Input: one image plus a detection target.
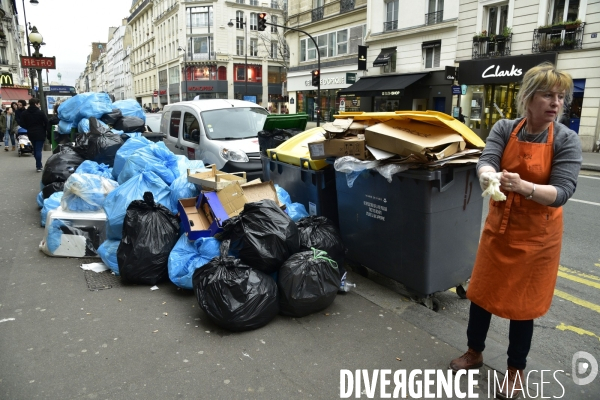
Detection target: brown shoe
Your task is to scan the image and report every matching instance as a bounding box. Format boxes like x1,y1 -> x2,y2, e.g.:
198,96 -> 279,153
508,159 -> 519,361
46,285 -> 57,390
449,348 -> 483,372
496,366 -> 524,399
11,146 -> 15,151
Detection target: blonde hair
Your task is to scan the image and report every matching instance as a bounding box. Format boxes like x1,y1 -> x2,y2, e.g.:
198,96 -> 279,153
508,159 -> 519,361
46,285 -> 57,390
516,62 -> 573,118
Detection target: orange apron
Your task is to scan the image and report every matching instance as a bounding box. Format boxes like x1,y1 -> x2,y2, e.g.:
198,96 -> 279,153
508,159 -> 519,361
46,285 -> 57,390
467,119 -> 563,320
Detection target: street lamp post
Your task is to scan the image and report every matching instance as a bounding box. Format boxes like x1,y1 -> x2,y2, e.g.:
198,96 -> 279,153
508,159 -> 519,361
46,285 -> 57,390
178,46 -> 187,101
228,18 -> 247,99
21,0 -> 39,92
28,26 -> 47,116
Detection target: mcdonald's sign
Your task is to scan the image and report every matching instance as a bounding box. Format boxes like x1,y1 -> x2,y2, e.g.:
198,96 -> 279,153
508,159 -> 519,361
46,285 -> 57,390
0,72 -> 14,87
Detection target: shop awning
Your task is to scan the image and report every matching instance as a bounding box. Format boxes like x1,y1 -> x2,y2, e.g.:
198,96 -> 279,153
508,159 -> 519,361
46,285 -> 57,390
373,49 -> 394,66
1,87 -> 30,102
338,73 -> 428,97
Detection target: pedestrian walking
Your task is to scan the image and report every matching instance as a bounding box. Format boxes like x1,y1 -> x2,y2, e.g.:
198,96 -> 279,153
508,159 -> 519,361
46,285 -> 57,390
19,98 -> 49,172
449,62 -> 582,399
1,106 -> 19,151
15,99 -> 27,126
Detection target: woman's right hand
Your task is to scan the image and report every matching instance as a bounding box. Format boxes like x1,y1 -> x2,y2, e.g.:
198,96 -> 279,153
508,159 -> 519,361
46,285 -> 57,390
479,172 -> 496,191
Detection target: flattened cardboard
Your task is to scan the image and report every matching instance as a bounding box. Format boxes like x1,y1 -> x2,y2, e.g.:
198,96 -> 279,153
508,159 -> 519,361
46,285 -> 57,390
216,181 -> 282,218
365,119 -> 465,162
308,137 -> 368,160
187,164 -> 247,190
323,118 -> 354,139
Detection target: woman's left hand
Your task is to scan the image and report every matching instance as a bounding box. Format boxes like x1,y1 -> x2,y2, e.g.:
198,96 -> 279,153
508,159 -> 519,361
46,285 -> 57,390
500,170 -> 524,193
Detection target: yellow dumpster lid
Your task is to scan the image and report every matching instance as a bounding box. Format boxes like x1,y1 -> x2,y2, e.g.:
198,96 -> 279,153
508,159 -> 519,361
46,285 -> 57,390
334,110 -> 485,148
266,127 -> 329,170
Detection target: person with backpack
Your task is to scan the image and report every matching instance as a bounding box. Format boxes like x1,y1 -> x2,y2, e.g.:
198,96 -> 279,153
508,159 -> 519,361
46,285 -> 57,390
19,98 -> 48,172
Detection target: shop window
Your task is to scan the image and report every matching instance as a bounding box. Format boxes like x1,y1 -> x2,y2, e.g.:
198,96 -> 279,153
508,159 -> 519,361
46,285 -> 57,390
169,111 -> 181,139
268,66 -> 285,83
486,3 -> 508,36
234,64 -> 262,82
423,40 -> 441,68
550,0 -> 580,24
218,66 -> 227,80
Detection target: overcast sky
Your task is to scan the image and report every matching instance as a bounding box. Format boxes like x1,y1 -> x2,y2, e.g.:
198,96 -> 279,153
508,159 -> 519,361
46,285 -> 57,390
18,0 -> 132,86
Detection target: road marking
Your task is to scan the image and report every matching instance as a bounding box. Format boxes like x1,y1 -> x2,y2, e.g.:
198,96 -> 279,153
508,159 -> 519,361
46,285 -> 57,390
578,175 -> 600,180
559,266 -> 600,281
556,323 -> 600,341
558,270 -> 600,289
554,289 -> 600,313
568,198 -> 600,206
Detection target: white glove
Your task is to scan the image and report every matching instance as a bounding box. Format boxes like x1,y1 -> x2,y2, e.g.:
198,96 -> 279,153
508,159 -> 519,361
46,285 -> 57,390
480,172 -> 506,201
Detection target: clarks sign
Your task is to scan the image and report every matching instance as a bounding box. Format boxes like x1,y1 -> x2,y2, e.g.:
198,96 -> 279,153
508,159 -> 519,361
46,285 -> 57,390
458,54 -> 556,85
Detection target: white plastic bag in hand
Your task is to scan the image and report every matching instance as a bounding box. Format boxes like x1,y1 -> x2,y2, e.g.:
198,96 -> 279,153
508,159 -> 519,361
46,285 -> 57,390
480,172 -> 506,201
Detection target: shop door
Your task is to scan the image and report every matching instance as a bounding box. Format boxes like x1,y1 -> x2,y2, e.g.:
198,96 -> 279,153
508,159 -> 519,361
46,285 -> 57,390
433,97 -> 445,113
567,79 -> 585,133
481,83 -> 520,140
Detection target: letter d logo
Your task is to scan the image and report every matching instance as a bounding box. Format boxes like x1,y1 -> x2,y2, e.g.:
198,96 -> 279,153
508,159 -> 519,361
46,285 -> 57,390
572,351 -> 598,385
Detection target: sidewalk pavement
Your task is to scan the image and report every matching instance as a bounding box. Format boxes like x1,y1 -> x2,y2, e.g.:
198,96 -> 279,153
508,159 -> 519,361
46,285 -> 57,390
0,148 -> 595,399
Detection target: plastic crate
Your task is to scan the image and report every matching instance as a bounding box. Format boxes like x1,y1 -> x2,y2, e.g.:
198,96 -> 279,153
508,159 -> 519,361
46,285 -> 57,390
335,164 -> 482,297
261,155 -> 338,227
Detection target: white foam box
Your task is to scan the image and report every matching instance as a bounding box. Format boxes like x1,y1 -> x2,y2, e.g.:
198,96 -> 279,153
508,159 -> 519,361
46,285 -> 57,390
40,207 -> 107,258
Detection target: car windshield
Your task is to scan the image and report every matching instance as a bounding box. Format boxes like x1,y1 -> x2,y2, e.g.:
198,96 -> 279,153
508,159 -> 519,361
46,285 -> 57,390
201,107 -> 268,140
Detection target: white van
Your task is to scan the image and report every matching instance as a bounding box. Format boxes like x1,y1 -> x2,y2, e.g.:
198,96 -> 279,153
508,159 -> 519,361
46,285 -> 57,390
161,99 -> 269,181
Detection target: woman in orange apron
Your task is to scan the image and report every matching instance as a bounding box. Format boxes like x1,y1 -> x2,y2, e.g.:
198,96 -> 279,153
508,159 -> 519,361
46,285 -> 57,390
449,63 -> 582,399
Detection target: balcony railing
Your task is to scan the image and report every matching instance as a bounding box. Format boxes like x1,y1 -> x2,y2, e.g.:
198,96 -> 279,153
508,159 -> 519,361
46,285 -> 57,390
532,23 -> 585,53
383,20 -> 398,32
425,10 -> 443,25
472,34 -> 512,59
312,6 -> 324,22
340,0 -> 355,14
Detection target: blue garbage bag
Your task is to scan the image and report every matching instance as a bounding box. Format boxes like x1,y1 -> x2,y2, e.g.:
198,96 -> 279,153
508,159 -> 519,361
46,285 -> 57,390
41,192 -> 63,227
97,239 -> 121,275
117,142 -> 179,185
78,118 -> 109,134
36,191 -> 44,208
174,155 -> 206,177
58,120 -> 75,135
169,158 -> 207,206
168,235 -> 221,290
103,171 -> 174,240
61,173 -> 118,212
58,92 -> 114,125
112,136 -> 152,179
112,99 -> 146,121
46,219 -> 66,253
76,160 -> 114,180
275,184 -> 309,222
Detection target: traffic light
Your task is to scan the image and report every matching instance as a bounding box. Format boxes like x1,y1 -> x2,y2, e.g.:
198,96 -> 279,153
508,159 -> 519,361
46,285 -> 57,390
311,70 -> 320,87
258,13 -> 267,31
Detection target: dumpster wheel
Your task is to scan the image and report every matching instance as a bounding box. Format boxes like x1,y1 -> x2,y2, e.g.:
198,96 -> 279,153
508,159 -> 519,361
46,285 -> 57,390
421,297 -> 440,312
456,281 -> 469,299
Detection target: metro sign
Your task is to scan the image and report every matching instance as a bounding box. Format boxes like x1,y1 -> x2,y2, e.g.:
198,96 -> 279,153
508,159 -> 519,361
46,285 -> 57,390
20,56 -> 56,69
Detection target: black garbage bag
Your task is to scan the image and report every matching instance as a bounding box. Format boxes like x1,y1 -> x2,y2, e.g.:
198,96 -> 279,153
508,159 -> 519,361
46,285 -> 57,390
42,182 -> 65,199
258,128 -> 304,156
278,249 -> 340,317
113,116 -> 146,133
117,192 -> 180,285
192,240 -> 279,331
219,199 -> 300,274
100,108 -> 123,126
41,152 -> 86,186
297,215 -> 345,270
85,118 -> 125,167
52,143 -> 76,155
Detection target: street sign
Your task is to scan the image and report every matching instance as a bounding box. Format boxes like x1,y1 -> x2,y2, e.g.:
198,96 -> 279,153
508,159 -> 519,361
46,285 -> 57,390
451,85 -> 462,95
445,66 -> 457,81
339,98 -> 346,112
346,73 -> 356,84
20,56 -> 56,69
153,90 -> 158,97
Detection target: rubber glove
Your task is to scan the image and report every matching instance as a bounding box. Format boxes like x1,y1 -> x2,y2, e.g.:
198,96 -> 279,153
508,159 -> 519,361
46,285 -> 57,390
479,172 -> 496,192
480,172 -> 506,201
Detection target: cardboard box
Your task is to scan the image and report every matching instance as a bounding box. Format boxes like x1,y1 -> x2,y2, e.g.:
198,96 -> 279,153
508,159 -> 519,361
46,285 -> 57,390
178,196 -> 227,240
322,118 -> 354,139
365,119 -> 466,162
187,164 -> 247,190
216,181 -> 282,218
308,137 -> 369,160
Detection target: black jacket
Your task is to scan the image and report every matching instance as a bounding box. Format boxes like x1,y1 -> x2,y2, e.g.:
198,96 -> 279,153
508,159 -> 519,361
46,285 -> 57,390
20,105 -> 49,142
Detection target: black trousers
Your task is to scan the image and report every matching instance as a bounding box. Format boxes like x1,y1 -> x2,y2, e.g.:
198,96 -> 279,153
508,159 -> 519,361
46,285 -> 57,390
467,302 -> 534,370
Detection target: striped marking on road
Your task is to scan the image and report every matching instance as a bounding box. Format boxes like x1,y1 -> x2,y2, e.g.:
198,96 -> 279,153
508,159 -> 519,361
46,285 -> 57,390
568,198 -> 600,206
557,270 -> 600,290
579,175 -> 600,180
559,266 -> 600,282
554,289 -> 600,314
556,323 -> 600,341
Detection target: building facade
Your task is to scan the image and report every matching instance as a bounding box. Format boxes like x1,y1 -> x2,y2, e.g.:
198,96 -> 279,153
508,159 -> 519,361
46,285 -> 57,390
455,0 -> 600,150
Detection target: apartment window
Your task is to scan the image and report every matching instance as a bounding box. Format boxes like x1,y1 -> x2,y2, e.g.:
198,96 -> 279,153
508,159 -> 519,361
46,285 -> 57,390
250,13 -> 257,31
236,38 -> 244,56
236,0 -> 245,3
250,0 -> 259,5
423,40 -> 441,68
236,11 -> 244,29
271,42 -> 278,58
487,4 -> 508,35
385,0 -> 399,31
426,0 -> 444,24
300,25 -> 361,61
271,16 -> 278,33
550,0 -> 580,24
250,39 -> 258,56
188,7 -> 213,27
271,0 -> 278,8
300,40 -> 306,62
192,36 -> 213,59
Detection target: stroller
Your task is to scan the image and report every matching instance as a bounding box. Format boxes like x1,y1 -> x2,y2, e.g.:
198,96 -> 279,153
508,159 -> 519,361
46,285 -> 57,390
16,128 -> 33,157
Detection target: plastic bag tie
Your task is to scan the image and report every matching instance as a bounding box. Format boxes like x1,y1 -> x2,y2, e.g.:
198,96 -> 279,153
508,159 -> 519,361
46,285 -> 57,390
311,247 -> 337,269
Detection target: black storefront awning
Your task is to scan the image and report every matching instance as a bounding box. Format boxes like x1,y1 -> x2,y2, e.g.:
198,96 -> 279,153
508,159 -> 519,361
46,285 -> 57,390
338,73 -> 428,97
373,49 -> 394,66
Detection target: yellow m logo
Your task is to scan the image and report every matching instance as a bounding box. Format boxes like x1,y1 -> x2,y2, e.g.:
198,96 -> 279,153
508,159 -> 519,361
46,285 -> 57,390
0,73 -> 13,86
